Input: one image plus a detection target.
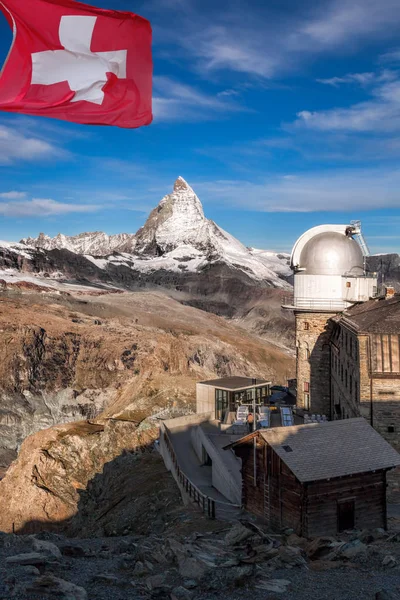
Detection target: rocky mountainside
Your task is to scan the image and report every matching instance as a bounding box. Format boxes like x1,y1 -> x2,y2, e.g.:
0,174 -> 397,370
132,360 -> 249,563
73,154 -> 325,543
368,254 -> 400,291
0,288 -> 294,478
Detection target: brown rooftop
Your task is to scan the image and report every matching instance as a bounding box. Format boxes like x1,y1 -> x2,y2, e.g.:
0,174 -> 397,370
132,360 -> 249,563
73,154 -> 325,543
334,295 -> 400,334
230,418 -> 400,483
198,376 -> 269,390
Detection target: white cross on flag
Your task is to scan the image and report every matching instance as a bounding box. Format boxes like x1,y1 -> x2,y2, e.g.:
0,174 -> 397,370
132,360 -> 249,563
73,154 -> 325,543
0,0 -> 152,128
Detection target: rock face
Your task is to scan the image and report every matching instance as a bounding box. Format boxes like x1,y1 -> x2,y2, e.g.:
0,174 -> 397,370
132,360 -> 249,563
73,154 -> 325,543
367,254 -> 400,290
0,419 -> 158,534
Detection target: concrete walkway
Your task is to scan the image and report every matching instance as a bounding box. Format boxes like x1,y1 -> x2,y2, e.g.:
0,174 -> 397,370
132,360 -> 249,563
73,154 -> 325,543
167,424 -> 231,504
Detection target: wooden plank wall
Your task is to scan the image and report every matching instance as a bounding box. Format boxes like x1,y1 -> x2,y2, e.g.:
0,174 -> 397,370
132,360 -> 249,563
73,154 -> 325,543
305,471 -> 386,537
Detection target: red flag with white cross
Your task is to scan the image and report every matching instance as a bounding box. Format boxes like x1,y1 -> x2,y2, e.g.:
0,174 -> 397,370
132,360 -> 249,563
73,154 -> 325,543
0,0 -> 153,128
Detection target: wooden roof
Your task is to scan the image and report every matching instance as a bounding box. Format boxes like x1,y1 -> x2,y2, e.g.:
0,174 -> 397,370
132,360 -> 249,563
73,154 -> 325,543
333,295 -> 400,334
198,376 -> 269,390
230,418 -> 400,483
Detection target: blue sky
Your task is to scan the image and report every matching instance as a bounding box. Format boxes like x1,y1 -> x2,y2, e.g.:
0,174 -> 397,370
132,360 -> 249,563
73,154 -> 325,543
0,0 -> 400,253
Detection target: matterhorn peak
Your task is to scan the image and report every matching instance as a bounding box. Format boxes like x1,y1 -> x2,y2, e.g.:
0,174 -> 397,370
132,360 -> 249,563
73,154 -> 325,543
173,176 -> 191,192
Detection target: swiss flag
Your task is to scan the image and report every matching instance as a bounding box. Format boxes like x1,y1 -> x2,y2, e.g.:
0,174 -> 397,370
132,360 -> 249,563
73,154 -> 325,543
0,0 -> 152,128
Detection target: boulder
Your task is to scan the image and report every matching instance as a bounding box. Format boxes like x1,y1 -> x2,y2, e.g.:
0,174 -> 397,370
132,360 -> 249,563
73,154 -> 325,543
32,538 -> 62,559
177,555 -> 211,580
225,523 -> 253,546
382,555 -> 397,568
256,578 -> 291,593
286,533 -> 307,548
5,552 -> 53,566
278,545 -> 307,566
146,573 -> 170,590
171,586 -> 194,600
338,540 -> 367,560
25,575 -> 87,599
306,537 -> 337,560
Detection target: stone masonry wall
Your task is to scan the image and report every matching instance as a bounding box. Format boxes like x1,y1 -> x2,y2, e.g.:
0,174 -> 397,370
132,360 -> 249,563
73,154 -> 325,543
331,324 -> 400,501
295,312 -> 333,417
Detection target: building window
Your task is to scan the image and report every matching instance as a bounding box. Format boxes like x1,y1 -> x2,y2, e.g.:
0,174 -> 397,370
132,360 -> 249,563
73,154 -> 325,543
350,337 -> 353,357
346,281 -> 351,288
305,348 -> 311,360
349,375 -> 353,394
304,381 -> 310,392
215,389 -> 229,421
304,322 -> 309,331
304,393 -> 310,410
355,380 -> 358,401
345,370 -> 348,388
388,426 -> 395,433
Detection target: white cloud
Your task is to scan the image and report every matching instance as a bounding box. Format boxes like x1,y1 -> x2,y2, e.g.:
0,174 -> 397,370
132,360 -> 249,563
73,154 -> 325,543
0,191 -> 27,199
316,70 -> 396,87
152,76 -> 247,122
0,124 -> 65,165
0,198 -> 100,217
380,48 -> 400,63
194,167 -> 400,212
294,77 -> 400,132
151,0 -> 400,79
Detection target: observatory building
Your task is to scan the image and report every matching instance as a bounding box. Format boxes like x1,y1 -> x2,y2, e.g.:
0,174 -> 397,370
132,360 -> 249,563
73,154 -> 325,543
284,223 -> 378,416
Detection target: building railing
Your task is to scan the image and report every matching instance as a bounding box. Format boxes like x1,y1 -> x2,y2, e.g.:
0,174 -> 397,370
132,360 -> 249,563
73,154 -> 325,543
160,423 -> 241,519
283,297 -> 360,310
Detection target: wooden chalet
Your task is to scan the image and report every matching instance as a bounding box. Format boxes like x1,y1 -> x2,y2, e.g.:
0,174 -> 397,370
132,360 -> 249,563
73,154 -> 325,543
228,418 -> 400,536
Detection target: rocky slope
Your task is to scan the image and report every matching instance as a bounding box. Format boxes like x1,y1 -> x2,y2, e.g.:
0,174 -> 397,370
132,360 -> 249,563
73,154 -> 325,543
1,493 -> 400,600
0,288 -> 294,478
368,254 -> 400,291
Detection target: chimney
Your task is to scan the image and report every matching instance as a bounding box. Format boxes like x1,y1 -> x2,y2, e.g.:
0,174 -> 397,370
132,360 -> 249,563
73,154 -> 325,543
385,286 -> 395,300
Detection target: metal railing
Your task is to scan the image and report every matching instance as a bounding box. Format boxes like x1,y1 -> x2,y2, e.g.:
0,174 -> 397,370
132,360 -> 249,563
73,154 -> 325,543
283,296 -> 355,310
161,424 -> 241,519
162,425 -> 216,518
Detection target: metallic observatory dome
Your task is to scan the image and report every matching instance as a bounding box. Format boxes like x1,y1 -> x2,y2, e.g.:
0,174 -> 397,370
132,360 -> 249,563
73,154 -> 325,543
299,232 -> 364,276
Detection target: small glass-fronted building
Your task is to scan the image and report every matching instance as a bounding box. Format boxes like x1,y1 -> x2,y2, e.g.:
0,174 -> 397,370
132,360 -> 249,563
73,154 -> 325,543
196,376 -> 272,422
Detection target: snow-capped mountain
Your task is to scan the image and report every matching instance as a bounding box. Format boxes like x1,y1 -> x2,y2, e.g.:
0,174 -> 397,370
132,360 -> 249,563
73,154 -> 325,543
21,231 -> 137,256
21,177 -> 291,287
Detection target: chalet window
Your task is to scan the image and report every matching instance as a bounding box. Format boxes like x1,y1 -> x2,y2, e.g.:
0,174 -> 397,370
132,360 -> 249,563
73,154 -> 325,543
304,322 -> 309,331
371,334 -> 400,374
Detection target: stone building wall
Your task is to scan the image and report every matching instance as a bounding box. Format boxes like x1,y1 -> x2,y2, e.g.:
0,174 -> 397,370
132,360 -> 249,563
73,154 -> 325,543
295,311 -> 334,416
330,322 -> 400,501
331,324 -> 362,420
